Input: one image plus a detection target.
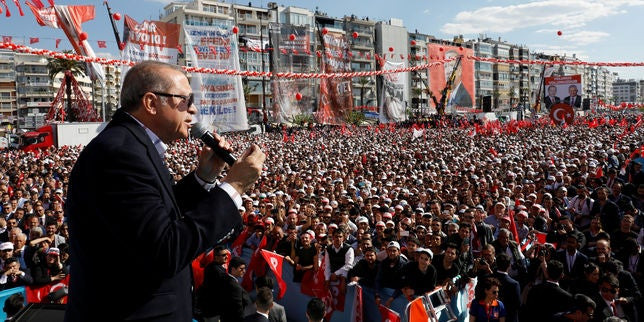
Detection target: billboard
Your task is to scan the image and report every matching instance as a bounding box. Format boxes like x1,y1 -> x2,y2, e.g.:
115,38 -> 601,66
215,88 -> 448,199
427,44 -> 475,113
317,31 -> 353,124
379,60 -> 407,123
184,23 -> 249,132
544,75 -> 583,110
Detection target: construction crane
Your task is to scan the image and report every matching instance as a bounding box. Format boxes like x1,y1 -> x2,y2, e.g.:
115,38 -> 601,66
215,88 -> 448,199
436,55 -> 462,116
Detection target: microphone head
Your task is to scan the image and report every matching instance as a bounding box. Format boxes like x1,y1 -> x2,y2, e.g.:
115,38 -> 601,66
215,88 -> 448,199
190,122 -> 208,138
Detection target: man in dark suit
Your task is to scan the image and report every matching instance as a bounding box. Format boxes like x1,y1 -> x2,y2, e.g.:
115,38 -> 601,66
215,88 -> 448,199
555,232 -> 589,291
244,287 -> 272,322
544,85 -> 561,110
589,187 -> 620,234
563,84 -> 582,108
64,61 -> 265,322
494,253 -> 521,322
525,260 -> 574,321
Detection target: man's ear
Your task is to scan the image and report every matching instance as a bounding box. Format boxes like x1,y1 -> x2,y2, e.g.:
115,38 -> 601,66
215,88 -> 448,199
141,92 -> 159,115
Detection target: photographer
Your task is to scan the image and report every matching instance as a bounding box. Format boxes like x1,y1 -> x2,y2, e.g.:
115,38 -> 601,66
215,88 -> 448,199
468,244 -> 496,279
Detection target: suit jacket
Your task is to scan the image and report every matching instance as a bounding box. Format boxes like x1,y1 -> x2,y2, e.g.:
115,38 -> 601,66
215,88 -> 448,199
525,281 -> 573,322
64,110 -> 241,322
243,312 -> 269,322
563,95 -> 582,108
555,250 -> 589,279
545,96 -> 561,109
494,272 -> 521,322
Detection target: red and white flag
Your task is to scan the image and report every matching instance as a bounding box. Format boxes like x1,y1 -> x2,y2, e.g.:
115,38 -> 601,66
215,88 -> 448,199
350,285 -> 363,322
260,250 -> 287,299
26,275 -> 70,304
378,304 -> 401,322
241,235 -> 267,291
1,35 -> 11,43
55,38 -> 61,48
29,37 -> 39,44
97,40 -> 106,48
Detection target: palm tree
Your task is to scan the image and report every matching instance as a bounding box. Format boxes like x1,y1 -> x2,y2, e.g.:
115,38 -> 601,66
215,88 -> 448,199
47,51 -> 86,122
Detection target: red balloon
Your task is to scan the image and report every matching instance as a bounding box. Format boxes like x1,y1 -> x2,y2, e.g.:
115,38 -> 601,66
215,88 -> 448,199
620,102 -> 627,107
295,92 -> 302,101
79,32 -> 88,41
557,30 -> 562,36
232,26 -> 239,34
321,28 -> 328,35
113,12 -> 121,21
316,51 -> 321,58
289,34 -> 296,41
410,40 -> 416,46
352,32 -> 358,39
439,47 -> 444,52
388,47 -> 394,52
118,42 -> 126,51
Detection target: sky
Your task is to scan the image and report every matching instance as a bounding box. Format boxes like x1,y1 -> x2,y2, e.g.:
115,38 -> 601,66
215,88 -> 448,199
0,0 -> 643,80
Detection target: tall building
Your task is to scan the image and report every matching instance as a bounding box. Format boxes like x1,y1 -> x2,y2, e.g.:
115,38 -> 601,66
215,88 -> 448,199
469,38 -> 494,109
91,64 -> 121,121
491,39 -> 510,109
408,31 -> 433,114
0,50 -> 17,123
344,15 -> 376,110
15,53 -> 53,129
375,19 -> 409,115
612,79 -> 641,103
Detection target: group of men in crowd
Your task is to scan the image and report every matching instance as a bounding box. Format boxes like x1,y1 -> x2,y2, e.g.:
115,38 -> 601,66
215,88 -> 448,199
0,109 -> 642,321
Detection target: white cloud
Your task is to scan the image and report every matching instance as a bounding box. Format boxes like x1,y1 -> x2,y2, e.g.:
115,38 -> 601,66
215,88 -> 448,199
559,30 -> 610,46
440,0 -> 644,35
423,9 -> 430,15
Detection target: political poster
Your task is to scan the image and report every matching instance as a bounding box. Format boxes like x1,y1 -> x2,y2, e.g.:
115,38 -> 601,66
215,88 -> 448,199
379,60 -> 407,123
427,44 -> 475,113
317,31 -> 353,124
184,23 -> 249,132
544,75 -> 583,110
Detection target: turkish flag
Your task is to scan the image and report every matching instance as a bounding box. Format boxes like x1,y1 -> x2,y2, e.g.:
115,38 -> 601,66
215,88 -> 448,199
26,274 -> 70,303
55,38 -> 61,48
407,296 -> 428,322
260,250 -> 287,299
350,285 -> 363,322
301,255 -> 327,297
535,231 -> 547,244
191,249 -> 215,290
97,40 -> 106,48
231,228 -> 250,256
241,235 -> 267,291
29,37 -> 39,44
1,35 -> 11,43
378,304 -> 401,322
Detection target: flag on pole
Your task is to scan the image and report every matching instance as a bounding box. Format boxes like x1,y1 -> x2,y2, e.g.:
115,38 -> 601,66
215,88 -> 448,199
29,37 -> 40,44
260,250 -> 287,299
97,40 -> 106,48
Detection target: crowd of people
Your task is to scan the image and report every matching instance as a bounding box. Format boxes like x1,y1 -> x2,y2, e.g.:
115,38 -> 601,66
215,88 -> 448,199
0,110 -> 642,321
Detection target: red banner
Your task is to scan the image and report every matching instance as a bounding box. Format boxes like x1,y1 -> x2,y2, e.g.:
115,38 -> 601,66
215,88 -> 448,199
350,285 -> 363,322
378,304 -> 401,322
427,44 -> 474,111
241,235 -> 267,291
260,250 -> 287,299
317,31 -> 353,124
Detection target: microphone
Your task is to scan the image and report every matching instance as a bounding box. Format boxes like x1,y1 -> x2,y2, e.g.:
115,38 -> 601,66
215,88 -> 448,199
190,123 -> 237,166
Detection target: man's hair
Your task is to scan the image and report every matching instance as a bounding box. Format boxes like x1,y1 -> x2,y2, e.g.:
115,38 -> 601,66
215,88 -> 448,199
213,245 -> 227,255
568,85 -> 578,91
572,294 -> 595,312
548,85 -> 557,92
600,274 -> 619,289
255,275 -> 274,290
120,61 -> 185,112
496,253 -> 511,271
3,293 -> 24,317
255,287 -> 273,312
547,260 -> 564,281
228,256 -> 246,270
306,297 -> 326,322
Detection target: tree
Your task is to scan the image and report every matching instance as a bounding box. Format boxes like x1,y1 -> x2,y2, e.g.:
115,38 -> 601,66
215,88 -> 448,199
47,51 -> 87,122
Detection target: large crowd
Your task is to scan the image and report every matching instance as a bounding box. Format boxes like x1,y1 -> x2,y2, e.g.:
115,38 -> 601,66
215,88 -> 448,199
0,111 -> 642,321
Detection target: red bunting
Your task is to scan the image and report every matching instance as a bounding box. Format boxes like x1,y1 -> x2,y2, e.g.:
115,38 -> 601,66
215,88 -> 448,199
0,0 -> 11,17
11,0 -> 23,16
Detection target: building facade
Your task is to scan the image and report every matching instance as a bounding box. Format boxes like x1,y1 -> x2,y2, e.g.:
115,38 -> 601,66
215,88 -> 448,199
612,79 -> 641,104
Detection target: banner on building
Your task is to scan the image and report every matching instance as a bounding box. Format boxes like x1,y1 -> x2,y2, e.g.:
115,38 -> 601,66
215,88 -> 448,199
121,15 -> 181,76
544,75 -> 582,110
427,44 -> 475,113
379,60 -> 407,123
184,23 -> 249,132
317,31 -> 353,124
270,23 -> 317,123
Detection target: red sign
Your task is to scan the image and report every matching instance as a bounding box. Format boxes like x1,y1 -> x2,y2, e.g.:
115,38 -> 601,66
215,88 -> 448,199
549,103 -> 574,124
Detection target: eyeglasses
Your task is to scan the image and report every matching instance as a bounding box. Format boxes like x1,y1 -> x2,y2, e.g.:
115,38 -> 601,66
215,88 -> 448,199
214,253 -> 227,257
601,288 -> 617,294
151,92 -> 194,107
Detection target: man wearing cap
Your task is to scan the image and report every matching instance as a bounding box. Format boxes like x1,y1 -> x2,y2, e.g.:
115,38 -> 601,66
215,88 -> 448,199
389,247 -> 436,305
375,241 -> 408,300
0,242 -> 14,270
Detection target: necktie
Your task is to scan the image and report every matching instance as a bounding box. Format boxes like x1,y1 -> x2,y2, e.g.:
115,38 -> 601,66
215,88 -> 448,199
610,302 -> 617,316
571,97 -> 575,106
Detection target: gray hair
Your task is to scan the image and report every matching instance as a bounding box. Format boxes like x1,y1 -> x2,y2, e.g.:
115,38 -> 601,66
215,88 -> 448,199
120,61 -> 185,112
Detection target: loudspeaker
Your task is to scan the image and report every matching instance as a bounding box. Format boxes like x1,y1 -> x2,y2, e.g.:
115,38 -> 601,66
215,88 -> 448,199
12,303 -> 66,322
482,96 -> 492,112
582,98 -> 590,110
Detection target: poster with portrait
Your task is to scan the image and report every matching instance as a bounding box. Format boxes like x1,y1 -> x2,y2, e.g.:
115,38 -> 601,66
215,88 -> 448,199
427,44 -> 475,113
379,60 -> 407,123
317,31 -> 353,125
544,75 -> 583,110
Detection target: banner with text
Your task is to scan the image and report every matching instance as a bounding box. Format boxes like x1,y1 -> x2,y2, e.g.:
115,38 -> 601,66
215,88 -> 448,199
317,31 -> 353,124
427,44 -> 475,113
544,75 -> 583,110
184,24 -> 249,132
379,60 -> 408,123
121,15 -> 180,66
